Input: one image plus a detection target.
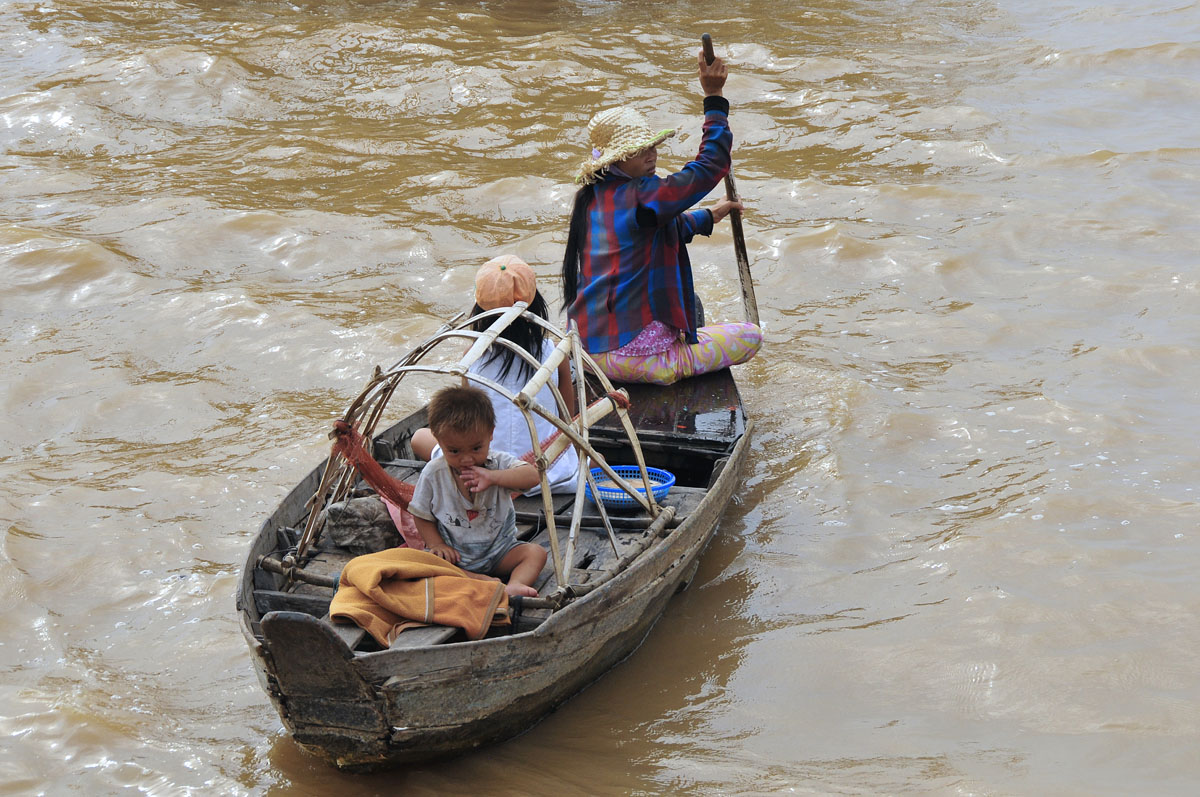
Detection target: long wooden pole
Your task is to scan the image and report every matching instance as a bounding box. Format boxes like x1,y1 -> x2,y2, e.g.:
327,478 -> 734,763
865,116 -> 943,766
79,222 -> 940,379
701,33 -> 760,327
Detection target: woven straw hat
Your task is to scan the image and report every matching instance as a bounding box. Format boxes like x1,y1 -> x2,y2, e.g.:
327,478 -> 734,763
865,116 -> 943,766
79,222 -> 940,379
576,106 -> 676,185
475,255 -> 536,310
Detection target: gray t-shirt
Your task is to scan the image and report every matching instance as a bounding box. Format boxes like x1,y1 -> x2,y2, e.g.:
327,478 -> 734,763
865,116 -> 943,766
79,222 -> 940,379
409,450 -> 522,573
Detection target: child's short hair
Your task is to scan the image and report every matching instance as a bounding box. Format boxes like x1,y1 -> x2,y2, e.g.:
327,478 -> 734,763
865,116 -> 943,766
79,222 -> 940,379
427,385 -> 496,436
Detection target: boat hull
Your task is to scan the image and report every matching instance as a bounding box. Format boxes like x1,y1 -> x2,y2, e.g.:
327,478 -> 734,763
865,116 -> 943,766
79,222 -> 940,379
241,422 -> 750,769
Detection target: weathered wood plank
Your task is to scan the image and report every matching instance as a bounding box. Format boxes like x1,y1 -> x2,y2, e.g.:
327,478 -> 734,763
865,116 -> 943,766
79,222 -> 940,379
387,624 -> 459,651
512,492 -> 575,541
569,528 -> 623,581
662,485 -> 707,519
259,611 -> 385,734
512,607 -> 551,634
325,615 -> 368,652
512,492 -> 575,516
323,617 -> 458,654
300,549 -> 355,583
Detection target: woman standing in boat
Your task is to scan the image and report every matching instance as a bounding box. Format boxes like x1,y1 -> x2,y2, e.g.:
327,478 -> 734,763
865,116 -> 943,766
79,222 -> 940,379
561,49 -> 762,386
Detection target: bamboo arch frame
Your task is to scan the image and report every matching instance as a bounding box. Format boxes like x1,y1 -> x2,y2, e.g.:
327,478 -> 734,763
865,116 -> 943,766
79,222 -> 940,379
292,304 -> 667,595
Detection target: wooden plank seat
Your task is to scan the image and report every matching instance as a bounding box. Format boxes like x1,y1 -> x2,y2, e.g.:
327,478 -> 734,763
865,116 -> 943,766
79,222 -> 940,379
595,371 -> 745,447
326,614 -> 368,651
388,624 -> 458,649
664,485 -> 706,520
325,615 -> 460,653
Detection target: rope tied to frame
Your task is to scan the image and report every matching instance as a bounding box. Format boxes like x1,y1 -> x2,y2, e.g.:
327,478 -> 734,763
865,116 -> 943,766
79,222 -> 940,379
606,390 -> 631,409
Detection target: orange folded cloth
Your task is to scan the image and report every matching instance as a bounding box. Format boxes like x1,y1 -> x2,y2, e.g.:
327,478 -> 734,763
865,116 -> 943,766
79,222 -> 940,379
329,548 -> 509,646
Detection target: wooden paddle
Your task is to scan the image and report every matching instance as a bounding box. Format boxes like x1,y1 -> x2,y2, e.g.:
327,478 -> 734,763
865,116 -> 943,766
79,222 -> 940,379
701,33 -> 760,327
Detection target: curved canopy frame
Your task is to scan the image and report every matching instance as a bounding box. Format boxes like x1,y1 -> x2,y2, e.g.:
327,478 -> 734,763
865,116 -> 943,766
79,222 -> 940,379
293,305 -> 665,597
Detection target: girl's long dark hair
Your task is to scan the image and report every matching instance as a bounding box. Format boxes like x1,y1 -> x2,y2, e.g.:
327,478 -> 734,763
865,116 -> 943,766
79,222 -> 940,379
471,290 -> 549,383
560,183 -> 594,310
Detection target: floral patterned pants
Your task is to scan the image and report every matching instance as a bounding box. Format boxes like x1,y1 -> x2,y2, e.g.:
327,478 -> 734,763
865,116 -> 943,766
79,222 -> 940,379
591,322 -> 762,386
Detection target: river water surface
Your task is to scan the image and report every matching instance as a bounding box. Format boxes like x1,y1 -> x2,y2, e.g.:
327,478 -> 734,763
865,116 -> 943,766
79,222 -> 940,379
3,1 -> 1199,794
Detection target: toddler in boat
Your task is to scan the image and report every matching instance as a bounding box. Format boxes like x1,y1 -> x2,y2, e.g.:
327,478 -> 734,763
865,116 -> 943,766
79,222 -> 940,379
409,384 -> 547,597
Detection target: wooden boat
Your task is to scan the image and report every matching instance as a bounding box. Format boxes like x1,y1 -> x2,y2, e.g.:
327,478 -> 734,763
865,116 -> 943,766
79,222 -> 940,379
236,305 -> 752,770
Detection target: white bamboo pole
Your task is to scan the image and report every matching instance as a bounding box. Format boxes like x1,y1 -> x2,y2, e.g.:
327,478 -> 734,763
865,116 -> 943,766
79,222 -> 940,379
560,330 -> 591,586
453,302 -> 527,374
584,464 -> 623,558
538,391 -> 622,462
514,335 -> 573,409
517,383 -> 566,588
570,350 -> 662,515
587,366 -> 661,514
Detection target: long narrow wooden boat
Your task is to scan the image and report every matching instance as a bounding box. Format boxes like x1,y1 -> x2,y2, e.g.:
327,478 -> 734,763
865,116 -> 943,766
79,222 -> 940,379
236,306 -> 752,770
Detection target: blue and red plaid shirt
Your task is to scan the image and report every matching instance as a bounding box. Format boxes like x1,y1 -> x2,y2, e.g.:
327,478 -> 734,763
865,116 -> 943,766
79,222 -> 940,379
569,96 -> 732,353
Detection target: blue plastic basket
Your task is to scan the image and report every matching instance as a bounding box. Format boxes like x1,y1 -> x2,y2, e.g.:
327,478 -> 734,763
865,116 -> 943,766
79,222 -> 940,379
585,466 -> 675,509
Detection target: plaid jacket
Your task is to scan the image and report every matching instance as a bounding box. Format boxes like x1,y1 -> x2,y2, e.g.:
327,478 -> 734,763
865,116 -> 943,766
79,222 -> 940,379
569,97 -> 732,353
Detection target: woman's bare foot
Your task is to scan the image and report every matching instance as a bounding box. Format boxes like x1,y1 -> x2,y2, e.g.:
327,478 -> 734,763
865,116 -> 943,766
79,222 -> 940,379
505,582 -> 538,598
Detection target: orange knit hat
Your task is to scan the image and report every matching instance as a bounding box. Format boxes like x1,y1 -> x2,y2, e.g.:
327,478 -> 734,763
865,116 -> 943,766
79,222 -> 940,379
475,255 -> 536,310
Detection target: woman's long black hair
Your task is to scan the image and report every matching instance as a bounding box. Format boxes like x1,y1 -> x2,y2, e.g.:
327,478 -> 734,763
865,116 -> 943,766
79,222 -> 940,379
470,290 -> 550,383
560,183 -> 594,310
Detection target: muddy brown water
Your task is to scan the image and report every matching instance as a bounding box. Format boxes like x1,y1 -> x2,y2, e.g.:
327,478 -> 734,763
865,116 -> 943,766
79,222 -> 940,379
3,0 -> 1199,793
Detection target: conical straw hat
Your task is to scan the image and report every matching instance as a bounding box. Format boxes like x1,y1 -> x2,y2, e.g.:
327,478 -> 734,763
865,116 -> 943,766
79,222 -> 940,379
576,106 -> 676,185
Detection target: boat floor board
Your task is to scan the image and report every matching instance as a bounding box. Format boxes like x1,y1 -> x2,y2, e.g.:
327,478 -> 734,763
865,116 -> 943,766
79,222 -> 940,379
513,492 -> 575,516
662,486 -> 708,524
521,527 -> 564,594
511,492 -> 574,541
570,533 -> 623,584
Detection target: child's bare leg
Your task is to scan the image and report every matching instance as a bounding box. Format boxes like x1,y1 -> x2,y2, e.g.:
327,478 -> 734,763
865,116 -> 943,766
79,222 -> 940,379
410,427 -> 437,461
494,543 -> 547,597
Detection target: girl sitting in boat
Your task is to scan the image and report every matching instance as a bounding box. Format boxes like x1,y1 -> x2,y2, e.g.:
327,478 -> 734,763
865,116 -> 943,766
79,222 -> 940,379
412,255 -> 581,493
561,49 -> 762,386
